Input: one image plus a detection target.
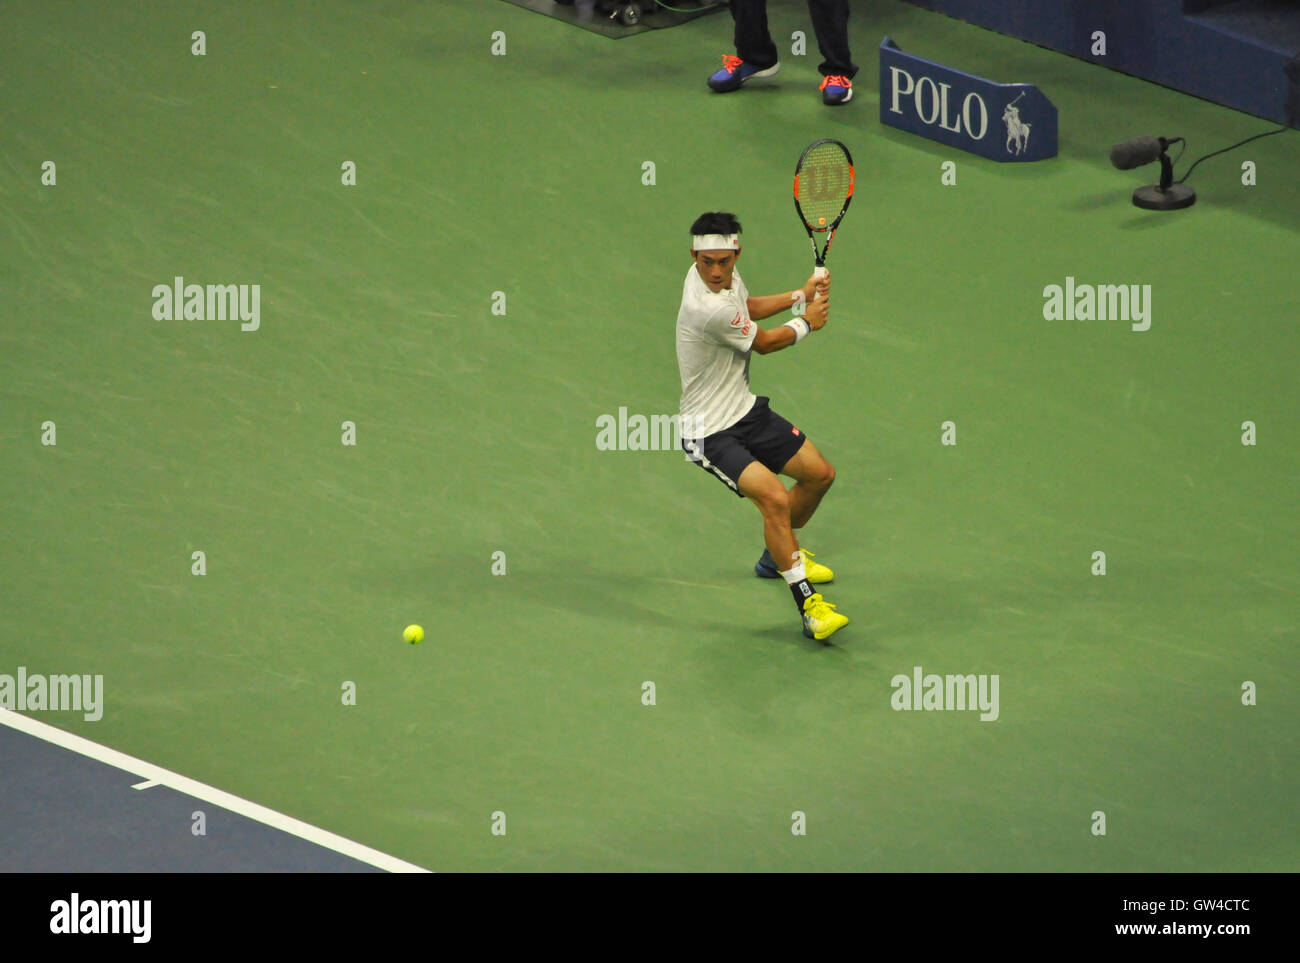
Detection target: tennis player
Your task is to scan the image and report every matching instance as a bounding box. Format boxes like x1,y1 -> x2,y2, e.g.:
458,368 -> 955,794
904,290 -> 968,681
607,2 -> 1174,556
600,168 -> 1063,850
677,212 -> 849,641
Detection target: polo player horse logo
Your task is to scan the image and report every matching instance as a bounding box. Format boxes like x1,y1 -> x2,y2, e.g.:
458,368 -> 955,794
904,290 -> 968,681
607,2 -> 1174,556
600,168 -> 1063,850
1003,92 -> 1031,156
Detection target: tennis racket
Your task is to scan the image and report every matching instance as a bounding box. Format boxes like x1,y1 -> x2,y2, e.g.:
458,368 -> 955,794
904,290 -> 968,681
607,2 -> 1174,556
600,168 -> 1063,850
792,139 -> 855,292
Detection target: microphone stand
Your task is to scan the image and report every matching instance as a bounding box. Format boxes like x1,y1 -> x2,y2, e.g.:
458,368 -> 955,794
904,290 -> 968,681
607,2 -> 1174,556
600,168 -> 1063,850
1133,143 -> 1196,210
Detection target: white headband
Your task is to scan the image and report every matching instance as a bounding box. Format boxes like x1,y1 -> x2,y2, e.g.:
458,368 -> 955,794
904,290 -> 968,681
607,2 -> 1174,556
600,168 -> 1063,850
692,233 -> 739,251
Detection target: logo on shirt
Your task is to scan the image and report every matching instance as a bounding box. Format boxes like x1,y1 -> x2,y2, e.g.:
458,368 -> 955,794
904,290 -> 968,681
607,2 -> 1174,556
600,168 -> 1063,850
792,427 -> 800,436
729,313 -> 743,327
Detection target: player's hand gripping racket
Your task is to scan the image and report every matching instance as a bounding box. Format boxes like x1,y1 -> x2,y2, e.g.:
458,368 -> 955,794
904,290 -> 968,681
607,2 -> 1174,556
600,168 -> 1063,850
793,139 -> 855,299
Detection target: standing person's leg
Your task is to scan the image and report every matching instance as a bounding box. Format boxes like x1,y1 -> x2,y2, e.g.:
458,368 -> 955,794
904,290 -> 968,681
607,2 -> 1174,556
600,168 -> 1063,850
709,0 -> 781,91
807,0 -> 857,104
807,0 -> 856,79
732,0 -> 779,69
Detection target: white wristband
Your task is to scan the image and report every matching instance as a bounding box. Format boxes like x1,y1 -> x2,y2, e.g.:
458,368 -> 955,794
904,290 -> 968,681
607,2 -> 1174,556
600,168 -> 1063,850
783,318 -> 811,343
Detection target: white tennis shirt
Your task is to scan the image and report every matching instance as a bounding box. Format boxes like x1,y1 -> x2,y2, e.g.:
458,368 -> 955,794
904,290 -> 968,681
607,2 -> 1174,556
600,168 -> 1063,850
676,264 -> 758,439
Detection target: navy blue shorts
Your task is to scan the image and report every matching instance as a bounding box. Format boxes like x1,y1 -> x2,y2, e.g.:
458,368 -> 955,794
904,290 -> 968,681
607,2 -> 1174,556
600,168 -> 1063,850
681,396 -> 807,498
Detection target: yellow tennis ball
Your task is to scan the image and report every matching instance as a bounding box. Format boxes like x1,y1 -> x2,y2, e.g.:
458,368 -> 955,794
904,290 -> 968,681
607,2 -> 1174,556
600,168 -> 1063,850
818,217 -> 826,225
403,624 -> 424,645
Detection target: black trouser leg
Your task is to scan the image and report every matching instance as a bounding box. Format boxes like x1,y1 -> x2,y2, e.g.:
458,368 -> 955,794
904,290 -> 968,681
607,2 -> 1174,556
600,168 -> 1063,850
730,0 -> 779,69
807,0 -> 857,78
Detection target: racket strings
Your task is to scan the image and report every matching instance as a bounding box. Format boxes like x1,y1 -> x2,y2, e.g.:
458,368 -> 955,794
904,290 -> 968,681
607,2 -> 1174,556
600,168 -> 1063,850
796,146 -> 852,229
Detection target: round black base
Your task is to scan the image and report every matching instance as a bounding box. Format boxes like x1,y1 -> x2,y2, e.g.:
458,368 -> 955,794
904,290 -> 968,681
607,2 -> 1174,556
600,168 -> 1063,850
1132,183 -> 1196,210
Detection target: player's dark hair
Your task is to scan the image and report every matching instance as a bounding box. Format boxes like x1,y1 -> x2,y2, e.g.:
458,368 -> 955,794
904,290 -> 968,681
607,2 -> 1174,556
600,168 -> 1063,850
689,212 -> 742,238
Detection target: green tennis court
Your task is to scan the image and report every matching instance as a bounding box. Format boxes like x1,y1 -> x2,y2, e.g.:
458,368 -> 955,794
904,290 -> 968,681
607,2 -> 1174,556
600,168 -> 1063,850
1,0 -> 1296,872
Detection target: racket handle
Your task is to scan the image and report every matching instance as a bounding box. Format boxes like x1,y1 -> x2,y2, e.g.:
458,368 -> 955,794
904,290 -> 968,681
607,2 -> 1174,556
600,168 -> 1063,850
812,264 -> 828,301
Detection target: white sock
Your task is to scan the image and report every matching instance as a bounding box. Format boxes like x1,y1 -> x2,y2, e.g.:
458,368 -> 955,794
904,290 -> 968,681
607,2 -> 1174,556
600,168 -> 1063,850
780,559 -> 807,584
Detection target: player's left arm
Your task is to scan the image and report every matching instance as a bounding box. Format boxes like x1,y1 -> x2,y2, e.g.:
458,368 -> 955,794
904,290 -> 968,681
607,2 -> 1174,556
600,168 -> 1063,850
752,294 -> 829,354
746,270 -> 830,320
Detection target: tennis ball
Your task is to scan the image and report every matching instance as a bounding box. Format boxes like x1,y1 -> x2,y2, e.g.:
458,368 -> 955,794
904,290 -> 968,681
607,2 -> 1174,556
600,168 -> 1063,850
818,217 -> 826,225
403,624 -> 424,645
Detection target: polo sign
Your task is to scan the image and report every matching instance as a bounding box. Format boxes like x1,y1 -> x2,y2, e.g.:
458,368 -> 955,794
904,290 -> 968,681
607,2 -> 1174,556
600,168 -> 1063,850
879,36 -> 1057,162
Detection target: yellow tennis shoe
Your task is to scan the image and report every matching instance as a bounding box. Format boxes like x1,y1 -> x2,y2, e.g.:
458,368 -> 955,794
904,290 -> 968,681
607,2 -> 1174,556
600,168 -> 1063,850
799,549 -> 834,583
755,547 -> 834,583
802,593 -> 849,641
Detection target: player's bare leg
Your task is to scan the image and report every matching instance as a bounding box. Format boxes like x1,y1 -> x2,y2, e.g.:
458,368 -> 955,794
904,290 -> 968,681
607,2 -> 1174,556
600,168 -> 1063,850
739,461 -> 799,572
780,439 -> 836,530
739,460 -> 848,639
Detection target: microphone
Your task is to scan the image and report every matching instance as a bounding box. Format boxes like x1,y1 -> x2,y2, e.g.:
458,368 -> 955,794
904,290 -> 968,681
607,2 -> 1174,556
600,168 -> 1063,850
1109,136 -> 1169,170
1109,135 -> 1195,211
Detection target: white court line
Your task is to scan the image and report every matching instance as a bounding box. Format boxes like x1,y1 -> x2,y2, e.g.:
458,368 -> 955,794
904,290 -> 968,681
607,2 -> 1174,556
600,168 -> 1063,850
0,708 -> 430,873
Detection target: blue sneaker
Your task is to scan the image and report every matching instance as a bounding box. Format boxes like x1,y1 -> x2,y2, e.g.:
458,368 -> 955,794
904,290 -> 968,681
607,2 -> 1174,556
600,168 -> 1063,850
755,547 -> 781,578
708,54 -> 780,93
820,74 -> 853,106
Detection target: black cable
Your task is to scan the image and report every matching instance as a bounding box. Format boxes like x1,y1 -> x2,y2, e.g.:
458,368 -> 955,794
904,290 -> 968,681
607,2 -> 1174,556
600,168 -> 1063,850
1176,124 -> 1289,184
1169,40 -> 1300,183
